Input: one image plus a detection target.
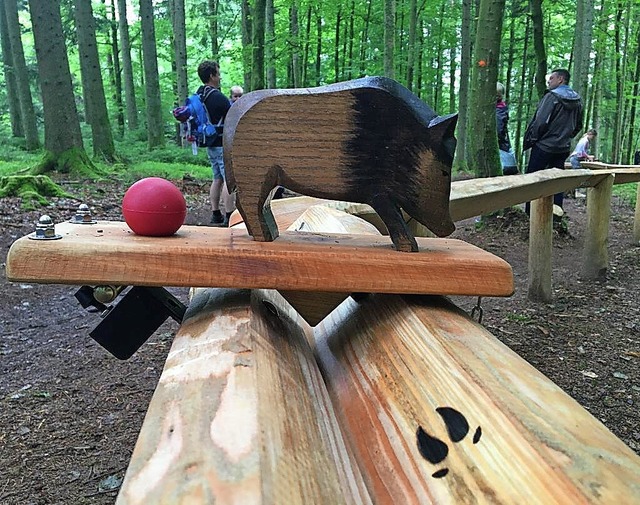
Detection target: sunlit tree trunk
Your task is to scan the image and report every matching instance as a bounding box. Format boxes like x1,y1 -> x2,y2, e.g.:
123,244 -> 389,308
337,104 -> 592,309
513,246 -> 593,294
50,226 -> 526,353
315,8 -> 321,85
406,0 -> 417,91
0,2 -> 23,138
252,0 -> 266,89
572,0 -> 594,109
453,0 -> 472,171
28,0 -> 92,172
75,0 -> 116,161
117,0 -> 138,130
265,0 -> 276,88
611,0 -> 629,162
288,3 -> 299,87
139,0 -> 165,148
467,0 -> 506,177
172,0 -> 187,103
105,0 -> 124,134
334,6 -> 341,81
5,0 -> 39,150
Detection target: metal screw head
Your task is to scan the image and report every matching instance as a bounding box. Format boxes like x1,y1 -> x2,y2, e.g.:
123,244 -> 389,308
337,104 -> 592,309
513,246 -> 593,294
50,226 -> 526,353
29,215 -> 62,240
70,203 -> 96,224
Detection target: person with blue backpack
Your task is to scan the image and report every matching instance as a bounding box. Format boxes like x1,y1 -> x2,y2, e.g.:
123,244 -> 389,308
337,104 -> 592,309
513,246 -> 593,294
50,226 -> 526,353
196,60 -> 235,226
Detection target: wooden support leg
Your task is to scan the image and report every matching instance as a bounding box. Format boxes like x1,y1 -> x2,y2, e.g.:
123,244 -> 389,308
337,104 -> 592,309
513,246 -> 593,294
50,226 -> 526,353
116,288 -> 370,504
314,294 -> 640,503
528,196 -> 553,302
583,174 -> 614,279
634,182 -> 640,244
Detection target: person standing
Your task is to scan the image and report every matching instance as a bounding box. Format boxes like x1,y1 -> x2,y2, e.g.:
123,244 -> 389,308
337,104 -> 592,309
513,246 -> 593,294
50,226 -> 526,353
569,129 -> 597,168
197,60 -> 235,226
496,82 -> 518,175
523,69 -> 583,213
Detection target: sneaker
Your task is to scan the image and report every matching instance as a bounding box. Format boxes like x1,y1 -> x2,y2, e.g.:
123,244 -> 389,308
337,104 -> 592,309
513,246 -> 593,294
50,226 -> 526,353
210,210 -> 224,225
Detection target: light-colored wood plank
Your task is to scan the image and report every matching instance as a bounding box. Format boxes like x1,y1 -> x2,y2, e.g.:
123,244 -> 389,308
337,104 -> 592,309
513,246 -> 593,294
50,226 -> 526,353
583,174 -> 614,279
6,220 -> 514,296
314,294 -> 640,504
117,288 -> 371,504
449,168 -> 592,221
528,196 -> 553,302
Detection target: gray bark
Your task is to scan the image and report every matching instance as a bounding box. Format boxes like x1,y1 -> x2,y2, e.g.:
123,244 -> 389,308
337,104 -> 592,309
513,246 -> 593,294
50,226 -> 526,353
117,0 -> 138,129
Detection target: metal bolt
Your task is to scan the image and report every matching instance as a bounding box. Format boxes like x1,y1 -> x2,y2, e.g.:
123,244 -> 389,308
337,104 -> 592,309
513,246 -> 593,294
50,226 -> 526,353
93,285 -> 125,304
70,203 -> 96,224
29,215 -> 62,240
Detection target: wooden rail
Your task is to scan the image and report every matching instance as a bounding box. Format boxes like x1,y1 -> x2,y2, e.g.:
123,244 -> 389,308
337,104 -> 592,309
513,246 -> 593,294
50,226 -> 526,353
116,203 -> 640,503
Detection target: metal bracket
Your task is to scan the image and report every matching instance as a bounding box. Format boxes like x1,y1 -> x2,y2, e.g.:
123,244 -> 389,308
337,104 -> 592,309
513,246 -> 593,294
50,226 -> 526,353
75,286 -> 186,360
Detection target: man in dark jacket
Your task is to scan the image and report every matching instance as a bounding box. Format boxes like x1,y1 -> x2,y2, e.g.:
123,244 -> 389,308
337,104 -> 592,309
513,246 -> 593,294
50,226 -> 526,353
523,68 -> 583,213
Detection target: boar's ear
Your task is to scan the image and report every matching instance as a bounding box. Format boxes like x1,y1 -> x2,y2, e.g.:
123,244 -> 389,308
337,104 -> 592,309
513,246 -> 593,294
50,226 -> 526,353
428,113 -> 458,160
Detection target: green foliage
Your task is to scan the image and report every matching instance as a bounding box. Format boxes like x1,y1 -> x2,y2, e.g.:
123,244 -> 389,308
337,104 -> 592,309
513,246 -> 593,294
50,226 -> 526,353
613,182 -> 638,206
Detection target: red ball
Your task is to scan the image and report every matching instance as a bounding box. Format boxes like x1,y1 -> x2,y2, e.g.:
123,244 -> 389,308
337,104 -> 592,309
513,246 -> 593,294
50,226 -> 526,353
122,177 -> 187,236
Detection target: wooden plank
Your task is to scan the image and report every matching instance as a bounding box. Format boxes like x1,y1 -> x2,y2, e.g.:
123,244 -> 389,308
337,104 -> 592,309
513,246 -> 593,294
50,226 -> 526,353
314,294 -> 640,504
528,196 -> 553,302
6,221 -> 514,297
117,288 -> 371,504
583,174 -> 614,279
582,167 -> 640,186
449,168 -> 592,221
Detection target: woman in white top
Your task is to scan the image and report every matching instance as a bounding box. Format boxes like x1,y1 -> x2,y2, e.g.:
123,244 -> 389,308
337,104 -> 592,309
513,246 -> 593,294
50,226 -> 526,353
569,129 -> 597,168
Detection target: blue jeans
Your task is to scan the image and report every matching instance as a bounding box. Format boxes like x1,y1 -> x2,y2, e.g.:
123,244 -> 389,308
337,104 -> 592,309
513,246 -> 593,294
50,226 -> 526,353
207,146 -> 225,180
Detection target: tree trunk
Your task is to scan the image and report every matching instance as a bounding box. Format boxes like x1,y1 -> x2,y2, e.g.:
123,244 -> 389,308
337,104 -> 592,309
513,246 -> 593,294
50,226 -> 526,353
252,0 -> 266,90
334,6 -> 341,81
572,0 -> 595,108
265,0 -> 276,88
288,3 -> 299,87
172,0 -> 188,103
208,0 -> 219,58
0,2 -> 23,138
28,0 -> 92,173
106,0 -> 124,135
406,0 -> 417,90
383,0 -> 395,78
315,8 -> 321,85
5,0 -> 39,150
529,0 -> 547,99
117,0 -> 138,130
139,0 -> 165,148
241,0 -> 252,91
75,0 -> 116,162
357,0 -> 369,78
467,0 -> 506,177
453,0 -> 473,172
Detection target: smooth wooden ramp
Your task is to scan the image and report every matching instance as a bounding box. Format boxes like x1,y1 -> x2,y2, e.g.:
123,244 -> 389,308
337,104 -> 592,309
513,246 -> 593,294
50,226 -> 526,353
6,221 -> 513,297
314,294 -> 640,504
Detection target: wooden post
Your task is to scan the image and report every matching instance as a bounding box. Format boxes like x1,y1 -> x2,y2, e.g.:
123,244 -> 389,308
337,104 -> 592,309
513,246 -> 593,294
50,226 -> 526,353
583,174 -> 614,279
527,196 -> 553,302
634,182 -> 640,243
116,288 -> 371,504
314,294 -> 640,503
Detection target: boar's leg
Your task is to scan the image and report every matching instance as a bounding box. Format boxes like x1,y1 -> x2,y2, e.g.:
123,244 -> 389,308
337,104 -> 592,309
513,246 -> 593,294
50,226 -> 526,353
370,196 -> 419,252
237,165 -> 280,242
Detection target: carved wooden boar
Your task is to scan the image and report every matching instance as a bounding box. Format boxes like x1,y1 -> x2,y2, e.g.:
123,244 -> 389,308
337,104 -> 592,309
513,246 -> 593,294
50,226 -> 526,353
223,77 -> 457,252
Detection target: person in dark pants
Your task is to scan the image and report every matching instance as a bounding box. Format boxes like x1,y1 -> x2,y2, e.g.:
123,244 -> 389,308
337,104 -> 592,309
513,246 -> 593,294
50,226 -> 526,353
523,69 -> 583,216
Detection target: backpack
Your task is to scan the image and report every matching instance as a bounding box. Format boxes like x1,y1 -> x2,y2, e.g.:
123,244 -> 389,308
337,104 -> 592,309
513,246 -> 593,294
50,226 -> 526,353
172,86 -> 222,152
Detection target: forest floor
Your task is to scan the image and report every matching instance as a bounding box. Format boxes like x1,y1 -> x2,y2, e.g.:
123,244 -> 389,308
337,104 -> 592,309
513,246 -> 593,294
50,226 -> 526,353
1,176 -> 639,504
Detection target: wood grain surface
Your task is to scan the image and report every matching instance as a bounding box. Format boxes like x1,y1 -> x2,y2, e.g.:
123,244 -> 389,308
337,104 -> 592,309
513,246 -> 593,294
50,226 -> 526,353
314,294 -> 640,504
6,220 -> 514,296
116,288 -> 371,504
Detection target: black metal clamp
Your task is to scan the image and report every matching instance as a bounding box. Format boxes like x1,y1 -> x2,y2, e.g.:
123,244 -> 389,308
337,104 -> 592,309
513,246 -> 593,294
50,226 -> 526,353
75,285 -> 186,360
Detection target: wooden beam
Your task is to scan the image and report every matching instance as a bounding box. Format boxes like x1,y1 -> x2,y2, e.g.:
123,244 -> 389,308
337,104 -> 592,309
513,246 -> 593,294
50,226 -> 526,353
583,174 -> 614,279
6,221 -> 513,297
449,168 -> 592,221
116,288 -> 371,504
635,183 -> 640,244
314,294 -> 640,503
527,196 -> 553,302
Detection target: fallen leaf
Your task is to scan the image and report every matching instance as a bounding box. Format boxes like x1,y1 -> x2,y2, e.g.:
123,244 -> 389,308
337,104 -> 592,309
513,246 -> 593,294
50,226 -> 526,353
625,351 -> 640,359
